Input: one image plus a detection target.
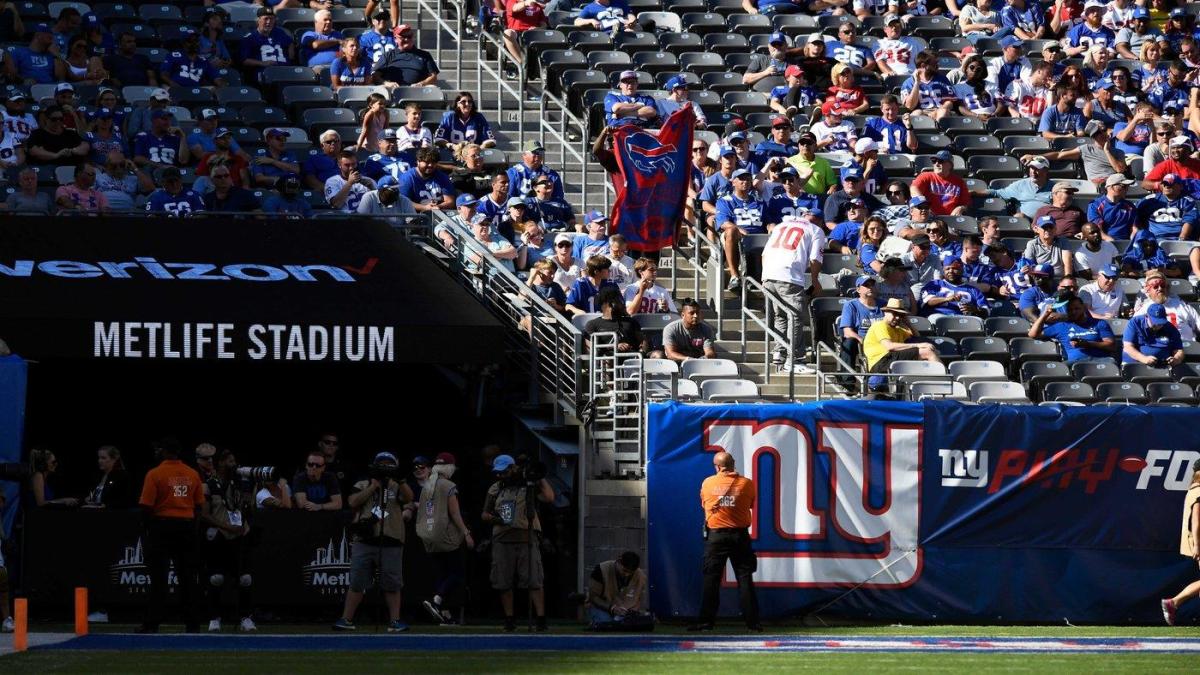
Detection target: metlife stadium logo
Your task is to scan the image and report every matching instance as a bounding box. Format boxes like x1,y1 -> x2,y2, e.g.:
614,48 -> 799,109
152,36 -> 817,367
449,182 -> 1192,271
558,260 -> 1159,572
0,256 -> 380,283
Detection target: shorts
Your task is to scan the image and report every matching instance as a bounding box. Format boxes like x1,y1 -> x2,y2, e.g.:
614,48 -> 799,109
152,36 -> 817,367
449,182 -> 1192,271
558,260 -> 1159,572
349,541 -> 403,592
490,540 -> 543,591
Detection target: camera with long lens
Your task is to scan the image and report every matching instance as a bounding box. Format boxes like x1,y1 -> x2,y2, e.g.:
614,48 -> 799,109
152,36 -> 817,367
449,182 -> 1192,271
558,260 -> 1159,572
0,462 -> 30,482
509,454 -> 546,485
368,461 -> 397,482
236,466 -> 276,482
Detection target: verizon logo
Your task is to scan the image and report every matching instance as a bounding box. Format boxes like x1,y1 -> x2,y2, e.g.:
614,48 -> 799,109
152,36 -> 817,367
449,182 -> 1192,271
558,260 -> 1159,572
0,256 -> 379,283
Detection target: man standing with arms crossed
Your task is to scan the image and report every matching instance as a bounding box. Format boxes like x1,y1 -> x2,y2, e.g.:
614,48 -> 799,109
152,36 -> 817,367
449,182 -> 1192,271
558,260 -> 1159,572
138,438 -> 204,633
689,451 -> 761,632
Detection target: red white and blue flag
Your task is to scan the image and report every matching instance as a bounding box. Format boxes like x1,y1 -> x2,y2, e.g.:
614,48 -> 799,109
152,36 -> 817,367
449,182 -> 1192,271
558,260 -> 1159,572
610,105 -> 695,252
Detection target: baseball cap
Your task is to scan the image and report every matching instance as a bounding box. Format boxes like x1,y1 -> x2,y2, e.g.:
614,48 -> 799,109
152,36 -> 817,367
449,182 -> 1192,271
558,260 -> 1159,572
727,130 -> 747,142
821,100 -> 843,117
394,23 -> 414,35
909,195 -> 929,208
1093,77 -> 1116,92
842,167 -> 863,181
1104,174 -> 1134,188
456,194 -> 478,207
6,92 -> 26,102
665,75 -> 688,90
523,139 -> 545,153
1052,182 -> 1079,193
1026,156 -> 1050,169
1147,303 -> 1171,326
91,107 -> 114,120
731,168 -> 752,179
33,22 -> 50,34
1132,7 -> 1150,18
435,452 -> 457,465
506,196 -> 527,208
1083,120 -> 1106,137
1031,263 -> 1055,276
373,451 -> 398,465
1162,172 -> 1182,185
797,131 -> 817,144
911,234 -> 932,247
784,64 -> 802,78
585,209 -> 609,223
943,255 -> 964,267
1169,135 -> 1194,148
411,454 -> 431,467
1084,0 -> 1105,11
854,137 -> 878,154
266,127 -> 290,138
1097,264 -> 1120,279
381,128 -> 399,140
883,13 -> 902,24
806,33 -> 824,44
554,233 -> 573,245
149,88 -> 170,102
718,144 -> 738,158
932,149 -> 953,162
855,274 -> 876,287
1170,7 -> 1188,17
376,175 -> 399,188
1000,35 -> 1023,49
200,108 -> 218,120
492,454 -> 515,472
618,70 -> 638,81
161,166 -> 182,180
214,126 -> 232,137
1042,42 -> 1062,52
54,82 -> 74,94
768,31 -> 787,45
1035,214 -> 1057,228
771,115 -> 792,128
256,6 -> 274,17
847,197 -> 865,207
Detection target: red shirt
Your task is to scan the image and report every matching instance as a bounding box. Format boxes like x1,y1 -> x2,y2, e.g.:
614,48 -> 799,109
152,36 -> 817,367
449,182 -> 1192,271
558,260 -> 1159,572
912,172 -> 971,216
506,0 -> 546,31
825,86 -> 865,114
197,152 -> 251,188
1144,158 -> 1200,185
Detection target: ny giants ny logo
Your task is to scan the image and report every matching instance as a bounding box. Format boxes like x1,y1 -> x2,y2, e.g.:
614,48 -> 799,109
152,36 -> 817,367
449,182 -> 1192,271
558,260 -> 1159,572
704,419 -> 922,589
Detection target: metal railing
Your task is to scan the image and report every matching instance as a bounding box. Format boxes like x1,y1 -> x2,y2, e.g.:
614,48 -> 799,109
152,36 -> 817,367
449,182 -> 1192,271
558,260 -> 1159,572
666,221 -> 726,339
537,90 -> 598,213
412,0 -> 465,86
587,332 -> 645,477
739,275 -> 805,401
475,22 -> 528,143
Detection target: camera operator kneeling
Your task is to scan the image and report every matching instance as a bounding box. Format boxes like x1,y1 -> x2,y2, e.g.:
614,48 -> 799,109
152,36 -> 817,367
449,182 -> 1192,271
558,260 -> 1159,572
199,450 -> 258,632
334,452 -> 414,633
481,454 -> 555,632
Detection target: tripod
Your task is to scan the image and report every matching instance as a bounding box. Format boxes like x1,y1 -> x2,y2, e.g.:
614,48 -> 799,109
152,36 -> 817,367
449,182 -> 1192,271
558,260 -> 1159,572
524,480 -> 538,632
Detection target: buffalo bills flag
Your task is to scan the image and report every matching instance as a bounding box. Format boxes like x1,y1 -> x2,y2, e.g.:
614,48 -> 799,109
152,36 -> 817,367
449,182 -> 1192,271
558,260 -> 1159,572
610,105 -> 696,252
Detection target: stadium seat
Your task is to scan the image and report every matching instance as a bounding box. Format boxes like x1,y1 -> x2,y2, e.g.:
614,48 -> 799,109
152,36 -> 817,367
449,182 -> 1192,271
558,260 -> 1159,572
969,380 -> 1031,404
681,52 -> 726,76
169,87 -> 215,106
703,32 -> 749,56
282,86 -> 338,116
571,313 -> 601,331
938,115 -> 986,135
1095,381 -> 1148,404
541,51 -> 588,95
639,358 -> 680,399
728,13 -> 772,36
1120,363 -> 1175,387
137,3 -> 182,23
1008,338 -> 1060,369
1072,360 -> 1123,387
771,13 -> 819,35
960,336 -> 1008,364
682,358 -> 740,384
567,30 -> 613,54
614,31 -> 659,52
631,51 -> 679,76
934,316 -> 985,340
1020,361 -> 1073,400
675,378 -> 700,400
1148,381 -> 1198,404
905,315 -> 933,335
1044,381 -> 1096,404
658,31 -> 704,55
302,108 -> 358,135
909,380 -> 968,401
986,316 -> 1032,339
888,361 -> 947,391
216,87 -> 265,107
968,155 -> 1024,180
702,378 -> 760,402
633,313 -> 678,350
953,135 -> 1004,156
948,360 -> 1007,390
682,11 -> 727,35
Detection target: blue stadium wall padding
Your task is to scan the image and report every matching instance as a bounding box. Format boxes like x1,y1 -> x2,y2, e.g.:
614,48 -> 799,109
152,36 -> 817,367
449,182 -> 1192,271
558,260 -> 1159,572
0,354 -> 27,538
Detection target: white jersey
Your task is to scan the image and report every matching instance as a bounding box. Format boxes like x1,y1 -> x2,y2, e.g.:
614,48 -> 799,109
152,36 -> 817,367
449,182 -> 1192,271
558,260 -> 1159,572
0,129 -> 18,168
2,111 -> 37,145
1004,80 -> 1053,121
324,174 -> 377,213
1079,282 -> 1123,318
761,217 -> 827,286
874,38 -> 920,77
1132,295 -> 1200,341
623,283 -> 678,314
394,125 -> 432,152
607,254 -> 636,289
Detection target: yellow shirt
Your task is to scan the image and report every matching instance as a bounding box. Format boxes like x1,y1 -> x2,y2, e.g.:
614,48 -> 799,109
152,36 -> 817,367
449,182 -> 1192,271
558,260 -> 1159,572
863,320 -> 914,371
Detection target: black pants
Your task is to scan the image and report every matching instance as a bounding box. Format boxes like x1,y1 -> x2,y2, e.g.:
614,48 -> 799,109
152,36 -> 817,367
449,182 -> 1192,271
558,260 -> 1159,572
838,337 -> 863,385
699,528 -> 759,626
143,517 -> 200,630
430,548 -> 467,611
203,534 -> 252,621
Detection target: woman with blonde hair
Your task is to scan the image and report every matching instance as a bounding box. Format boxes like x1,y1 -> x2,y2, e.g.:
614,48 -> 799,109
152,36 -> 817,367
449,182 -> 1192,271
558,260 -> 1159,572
83,445 -> 133,509
1162,459 -> 1200,625
29,449 -> 79,508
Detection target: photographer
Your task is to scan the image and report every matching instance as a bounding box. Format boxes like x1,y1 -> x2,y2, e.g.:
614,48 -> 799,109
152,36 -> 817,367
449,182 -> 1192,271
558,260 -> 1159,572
199,449 -> 257,632
415,453 -> 474,625
334,452 -> 414,633
481,454 -> 555,632
357,175 -> 415,223
585,551 -> 649,631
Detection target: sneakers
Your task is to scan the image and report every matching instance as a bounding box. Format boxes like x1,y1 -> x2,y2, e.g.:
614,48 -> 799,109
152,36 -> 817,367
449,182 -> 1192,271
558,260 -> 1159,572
332,617 -> 356,631
780,361 -> 815,374
1162,598 -> 1177,626
422,599 -> 446,624
239,617 -> 257,632
1,616 -> 13,633
207,619 -> 221,633
387,620 -> 410,633
87,611 -> 109,624
772,350 -> 786,366
726,276 -> 741,292
503,616 -> 517,632
686,621 -> 715,632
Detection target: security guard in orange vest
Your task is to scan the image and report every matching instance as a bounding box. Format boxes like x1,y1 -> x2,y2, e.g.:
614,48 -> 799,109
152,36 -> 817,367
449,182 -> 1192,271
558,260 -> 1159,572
688,451 -> 760,632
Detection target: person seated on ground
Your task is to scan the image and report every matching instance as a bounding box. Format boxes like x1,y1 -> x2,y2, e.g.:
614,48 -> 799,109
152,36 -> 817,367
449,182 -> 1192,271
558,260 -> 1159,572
566,255 -> 619,316
586,550 -> 650,631
1028,294 -> 1118,363
292,450 -> 343,512
624,257 -> 676,315
1123,302 -> 1187,374
663,299 -> 717,363
582,287 -> 659,357
864,298 -> 942,395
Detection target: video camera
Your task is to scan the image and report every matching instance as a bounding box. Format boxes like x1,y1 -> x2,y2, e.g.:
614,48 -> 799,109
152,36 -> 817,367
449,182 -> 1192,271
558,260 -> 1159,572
236,466 -> 276,482
510,454 -> 547,485
368,460 -> 398,482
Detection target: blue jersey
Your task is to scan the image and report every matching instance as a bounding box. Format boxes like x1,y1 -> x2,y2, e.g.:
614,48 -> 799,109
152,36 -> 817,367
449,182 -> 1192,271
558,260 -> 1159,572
919,279 -> 988,316
398,167 -> 456,205
1148,82 -> 1191,112
133,132 -> 181,166
1087,196 -> 1138,239
603,92 -> 657,127
566,277 -> 620,311
477,195 -> 508,237
998,262 -> 1035,298
361,150 -> 415,182
1131,63 -> 1168,92
839,160 -> 887,195
932,240 -> 963,265
528,198 -> 575,231
301,152 -> 339,184
507,164 -> 564,200
300,30 -> 343,67
993,59 -> 1026,94
434,111 -> 495,145
961,260 -> 998,288
239,28 -> 293,75
146,188 -> 205,216
262,194 -> 314,218
186,130 -> 242,156
250,151 -> 300,182
1043,318 -> 1114,362
1122,316 -> 1183,363
751,140 -> 797,167
828,220 -> 862,250
1038,105 -> 1086,135
1065,23 -> 1115,50
1136,194 -> 1199,239
330,58 -> 372,86
859,243 -> 880,269
901,75 -> 957,110
1000,1 -> 1044,34
577,0 -> 632,31
838,299 -> 884,336
763,191 -> 821,226
862,117 -> 908,154
699,172 -> 732,204
715,193 -> 766,234
12,47 -> 55,83
359,29 -> 396,65
768,85 -> 817,108
161,52 -> 218,86
573,235 -> 610,260
824,41 -> 873,69
85,132 -> 127,166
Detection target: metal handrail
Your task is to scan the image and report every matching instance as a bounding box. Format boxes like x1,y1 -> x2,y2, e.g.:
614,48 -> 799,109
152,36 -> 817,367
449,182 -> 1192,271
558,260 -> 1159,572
413,0 -> 465,86
537,89 -> 600,213
476,26 -> 528,143
739,275 -> 800,401
667,221 -> 725,340
812,341 -> 957,401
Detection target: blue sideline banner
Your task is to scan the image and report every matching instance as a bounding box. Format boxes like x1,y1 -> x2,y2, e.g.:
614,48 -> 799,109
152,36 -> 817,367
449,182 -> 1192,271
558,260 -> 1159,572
0,355 -> 27,538
647,400 -> 1200,623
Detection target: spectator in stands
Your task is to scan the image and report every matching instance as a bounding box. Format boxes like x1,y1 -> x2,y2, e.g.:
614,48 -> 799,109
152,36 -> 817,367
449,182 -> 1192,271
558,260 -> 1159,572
1141,119 -> 1174,175
1032,182 -> 1086,239
29,449 -> 79,507
874,180 -> 911,228
1143,136 -> 1200,190
362,129 -> 413,184
839,274 -> 885,379
864,298 -> 941,388
1136,173 -> 1198,239
96,150 -> 152,211
860,96 -> 916,156
125,89 -> 174,138
322,150 -> 376,213
300,10 -> 343,68
1124,302 -> 1186,372
891,196 -> 935,238
4,167 -> 50,214
450,143 -> 493,198
1023,214 -> 1072,277
1038,85 -> 1086,140
656,76 -> 707,129
910,150 -> 971,216
762,167 -> 820,228
624,258 -> 676,315
1133,269 -> 1200,339
63,34 -> 107,86
574,0 -> 637,31
1064,1 -> 1116,56
436,91 -> 497,150
872,256 -> 916,311
104,31 -> 156,88
502,197 -> 530,241
161,28 -> 225,88
1001,0 -> 1049,39
782,132 -> 834,197
331,37 -> 373,90
0,120 -> 23,172
717,168 -> 766,291
762,213 -> 825,373
953,55 -> 1001,120
604,71 -> 657,128
375,23 -> 439,87
503,0 -> 548,74
358,175 -> 415,221
518,223 -> 553,268
240,8 -> 295,82
188,110 -> 236,162
3,92 -> 36,147
826,64 -> 868,115
508,139 -> 563,200
133,110 -> 189,174
203,166 -> 261,213
698,147 -> 737,229
1029,295 -> 1117,363
743,33 -> 801,88
566,254 -> 618,315
48,6 -> 77,53
1114,102 -> 1156,157
359,11 -> 396,65
573,210 -> 611,258
810,102 -> 857,153
606,234 -> 635,287
195,129 -> 250,191
1083,78 -> 1130,131
146,167 -> 204,216
294,450 -> 343,511
49,84 -> 83,132
826,23 -> 875,72
7,23 -> 64,84
396,103 -> 434,151
768,65 -> 817,118
1116,7 -> 1161,59
54,163 -> 108,215
1018,263 -> 1057,321
198,7 -> 232,69
752,118 -> 797,166
907,234 -> 944,294
583,287 -> 653,354
901,51 -> 956,121
526,258 -> 568,315
1006,61 -> 1054,122
477,172 -> 510,232
356,93 -> 390,152
957,235 -> 997,295
1122,230 -> 1185,277
528,175 -> 575,231
919,255 -> 989,317
251,128 -> 301,188
1080,264 -> 1124,319
27,106 -> 87,166
959,0 -> 1002,42
1074,223 -> 1121,279
550,232 -> 583,290
1042,120 -> 1128,185
263,176 -> 315,218
742,0 -> 805,14
874,15 -> 919,77
398,146 -> 455,213
985,156 -> 1053,219
663,299 -> 717,362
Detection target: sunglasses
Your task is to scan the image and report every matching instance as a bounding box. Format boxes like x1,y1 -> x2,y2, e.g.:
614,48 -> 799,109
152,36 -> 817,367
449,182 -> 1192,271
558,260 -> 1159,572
887,190 -> 905,196
555,241 -> 572,248
692,146 -> 707,152
307,462 -> 325,468
197,455 -> 214,461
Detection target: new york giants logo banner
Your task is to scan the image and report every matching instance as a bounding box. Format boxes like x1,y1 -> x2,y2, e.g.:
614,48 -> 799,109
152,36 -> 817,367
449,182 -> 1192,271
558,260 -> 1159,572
648,401 -> 1200,623
611,106 -> 694,252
